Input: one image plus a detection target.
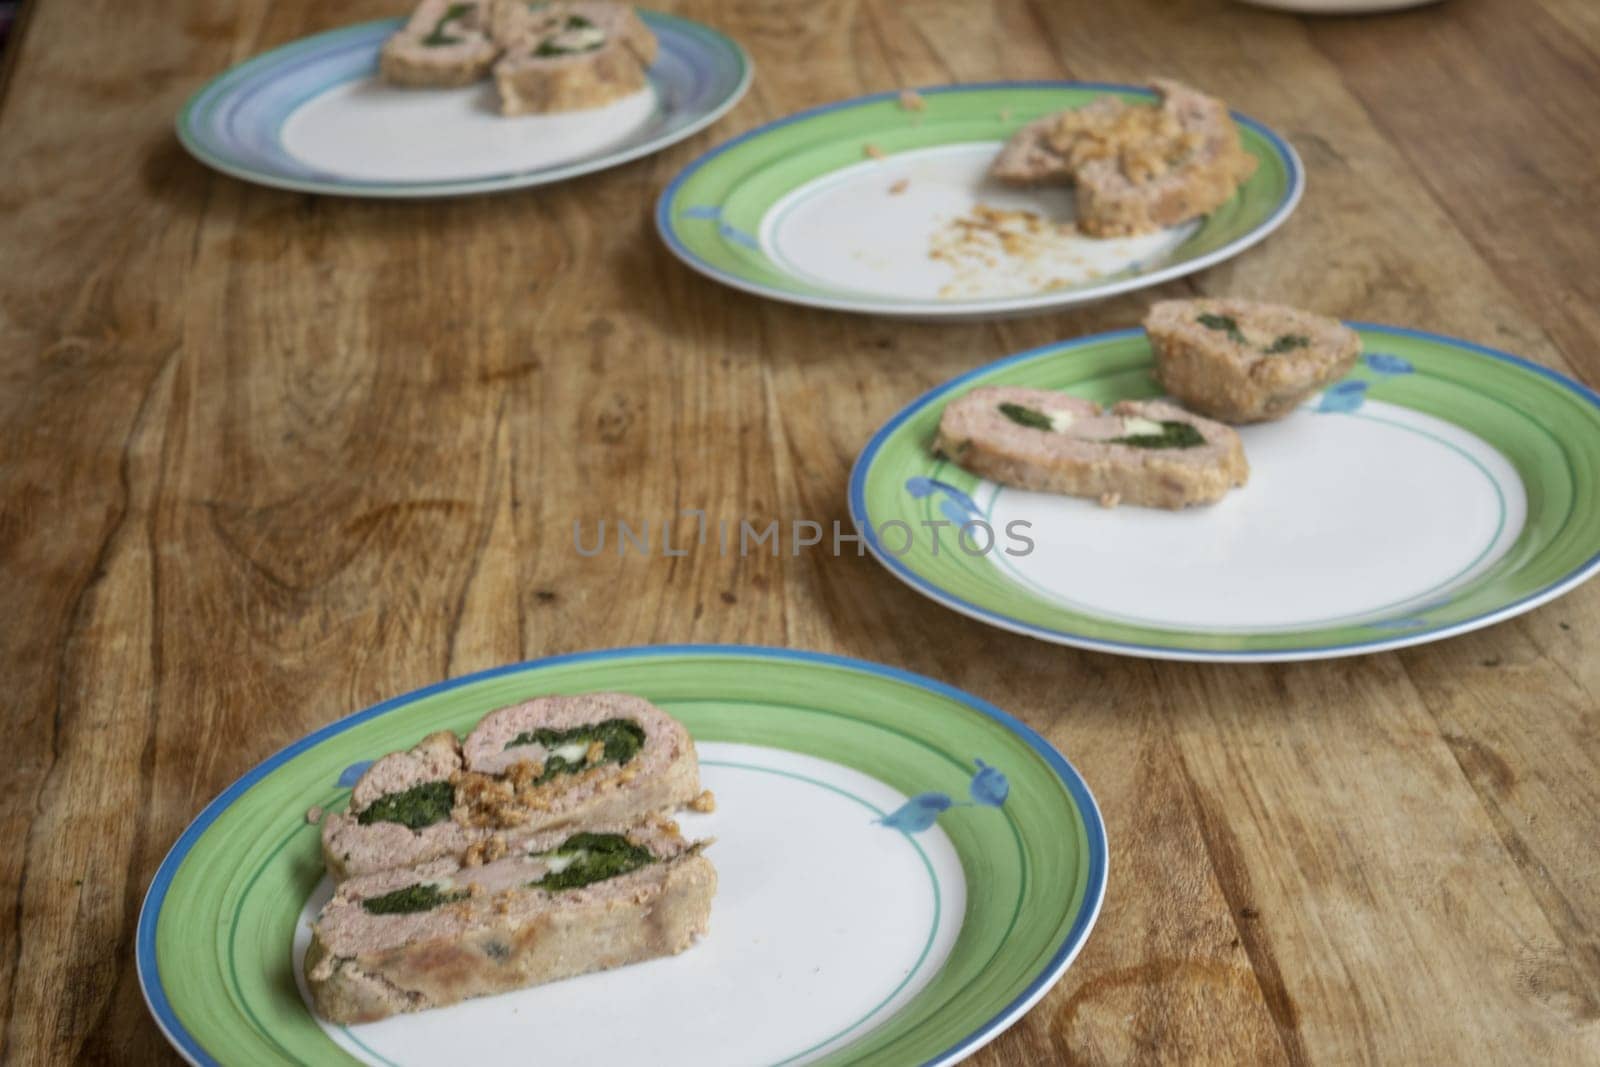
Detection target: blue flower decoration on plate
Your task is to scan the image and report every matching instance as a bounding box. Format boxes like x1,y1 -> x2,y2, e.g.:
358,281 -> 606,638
337,760 -> 375,788
680,205 -> 759,251
906,476 -> 984,527
878,758 -> 1010,834
969,758 -> 1009,807
718,222 -> 759,250
877,792 -> 954,833
1364,353 -> 1414,375
1317,380 -> 1369,414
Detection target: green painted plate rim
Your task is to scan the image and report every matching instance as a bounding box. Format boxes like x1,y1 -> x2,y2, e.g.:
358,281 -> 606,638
847,325 -> 1600,661
174,11 -> 753,199
136,644 -> 1107,1066
655,80 -> 1303,316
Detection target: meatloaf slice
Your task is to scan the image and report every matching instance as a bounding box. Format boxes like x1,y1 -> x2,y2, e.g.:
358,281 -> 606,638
380,0 -> 500,88
990,79 -> 1257,237
456,692 -> 700,828
934,386 -> 1248,509
1145,298 -> 1362,423
322,693 -> 700,882
491,1 -> 656,115
305,817 -> 715,1023
988,94 -> 1125,187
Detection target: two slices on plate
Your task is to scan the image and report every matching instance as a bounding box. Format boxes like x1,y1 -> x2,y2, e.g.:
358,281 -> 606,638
306,693 -> 715,1023
936,300 -> 1361,509
381,0 -> 656,114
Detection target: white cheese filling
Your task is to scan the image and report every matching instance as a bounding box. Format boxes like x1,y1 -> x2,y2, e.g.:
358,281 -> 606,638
540,849 -> 586,874
1119,416 -> 1165,437
547,25 -> 605,50
547,740 -> 592,763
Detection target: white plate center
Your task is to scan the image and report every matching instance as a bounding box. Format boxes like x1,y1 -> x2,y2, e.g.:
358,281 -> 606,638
985,399 -> 1527,632
295,743 -> 966,1066
280,78 -> 659,183
760,143 -> 1195,301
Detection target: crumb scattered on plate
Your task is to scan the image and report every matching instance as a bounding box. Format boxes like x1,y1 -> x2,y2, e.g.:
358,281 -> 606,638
928,204 -> 1131,299
863,142 -> 885,159
305,805 -> 324,825
888,178 -> 909,195
689,789 -> 717,813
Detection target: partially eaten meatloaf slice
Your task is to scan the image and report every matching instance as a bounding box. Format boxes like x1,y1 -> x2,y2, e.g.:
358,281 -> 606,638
491,0 -> 657,115
305,816 -> 715,1023
321,693 -> 700,881
1145,298 -> 1362,423
380,0 -> 500,88
990,79 -> 1258,237
934,386 -> 1249,509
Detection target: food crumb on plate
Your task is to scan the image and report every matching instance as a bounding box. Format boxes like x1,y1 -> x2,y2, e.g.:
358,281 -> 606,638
689,790 -> 717,813
1098,491 -> 1122,509
305,805 -> 323,825
888,178 -> 909,195
928,203 -> 1139,299
863,142 -> 885,159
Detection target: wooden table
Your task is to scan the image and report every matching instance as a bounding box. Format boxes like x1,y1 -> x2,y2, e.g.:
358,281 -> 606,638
3,0 -> 1598,1062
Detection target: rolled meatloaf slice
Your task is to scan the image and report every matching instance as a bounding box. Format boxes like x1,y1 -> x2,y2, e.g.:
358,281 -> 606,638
934,386 -> 1248,509
491,1 -> 656,115
322,693 -> 700,881
305,817 -> 715,1023
380,0 -> 500,88
1145,298 -> 1362,423
990,79 -> 1257,237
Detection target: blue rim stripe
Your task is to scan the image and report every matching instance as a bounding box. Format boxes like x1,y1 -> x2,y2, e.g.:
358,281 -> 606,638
136,643 -> 1107,1067
847,323 -> 1600,662
653,80 -> 1304,314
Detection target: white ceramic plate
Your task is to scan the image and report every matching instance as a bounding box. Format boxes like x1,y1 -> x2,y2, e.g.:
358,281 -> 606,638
850,327 -> 1600,661
658,83 -> 1302,319
178,12 -> 751,197
138,647 -> 1106,1065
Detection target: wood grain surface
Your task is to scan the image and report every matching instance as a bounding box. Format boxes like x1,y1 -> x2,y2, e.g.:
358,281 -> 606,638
2,0 -> 1598,1063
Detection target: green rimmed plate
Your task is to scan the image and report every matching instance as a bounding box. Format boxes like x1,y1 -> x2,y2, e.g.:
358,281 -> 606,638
848,326 -> 1600,661
137,646 -> 1105,1065
656,82 -> 1301,318
177,12 -> 751,198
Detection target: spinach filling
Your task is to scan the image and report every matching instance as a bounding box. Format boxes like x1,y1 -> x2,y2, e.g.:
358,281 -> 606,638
421,2 -> 475,47
1264,333 -> 1310,354
362,882 -> 467,915
1111,420 -> 1206,450
505,717 -> 646,783
530,832 -> 656,891
356,780 -> 455,830
534,14 -> 604,56
1198,313 -> 1313,357
998,402 -> 1054,430
1196,312 -> 1246,345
